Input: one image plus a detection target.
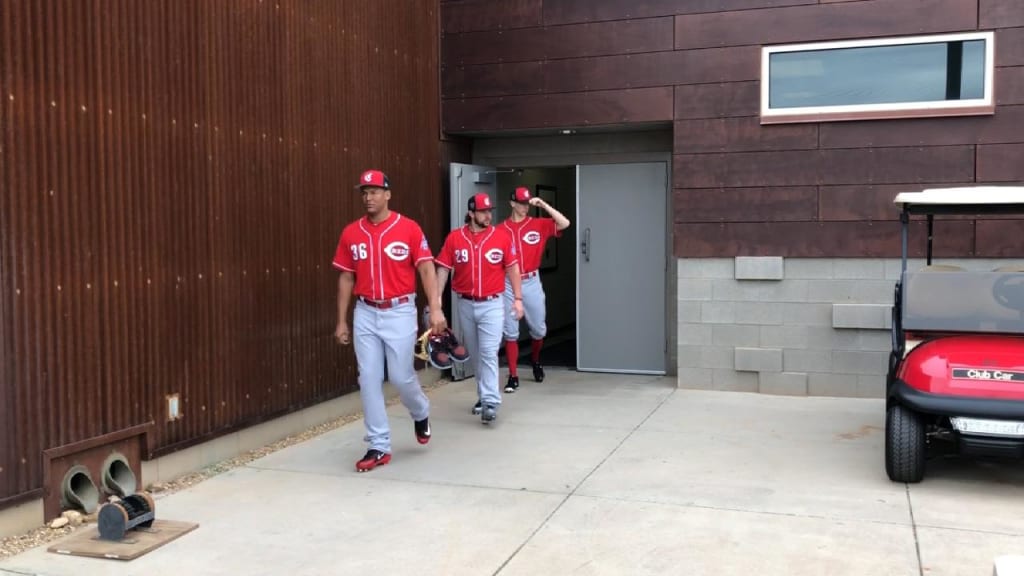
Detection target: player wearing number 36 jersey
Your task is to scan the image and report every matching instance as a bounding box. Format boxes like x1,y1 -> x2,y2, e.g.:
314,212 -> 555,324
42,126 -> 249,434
333,169 -> 446,473
436,193 -> 524,424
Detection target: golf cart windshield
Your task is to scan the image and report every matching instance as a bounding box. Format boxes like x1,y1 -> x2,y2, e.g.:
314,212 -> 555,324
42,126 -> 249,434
902,270 -> 1024,334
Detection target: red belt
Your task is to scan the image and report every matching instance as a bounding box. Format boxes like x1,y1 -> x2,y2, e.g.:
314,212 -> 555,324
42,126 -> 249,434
457,293 -> 500,302
358,295 -> 411,309
521,270 -> 538,279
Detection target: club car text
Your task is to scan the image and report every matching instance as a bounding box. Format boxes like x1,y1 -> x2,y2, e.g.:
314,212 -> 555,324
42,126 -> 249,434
952,368 -> 1024,382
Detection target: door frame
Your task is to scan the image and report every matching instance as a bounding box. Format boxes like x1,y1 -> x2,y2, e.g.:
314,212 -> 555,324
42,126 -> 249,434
471,131 -> 676,376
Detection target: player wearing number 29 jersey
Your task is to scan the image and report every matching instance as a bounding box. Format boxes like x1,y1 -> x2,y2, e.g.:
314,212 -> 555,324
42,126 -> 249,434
436,192 -> 524,424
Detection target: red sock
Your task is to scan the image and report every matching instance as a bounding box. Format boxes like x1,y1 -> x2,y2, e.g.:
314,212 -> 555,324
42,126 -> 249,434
531,339 -> 543,364
506,340 -> 519,377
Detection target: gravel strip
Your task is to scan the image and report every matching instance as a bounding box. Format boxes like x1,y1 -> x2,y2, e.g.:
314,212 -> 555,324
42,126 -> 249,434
0,378 -> 451,559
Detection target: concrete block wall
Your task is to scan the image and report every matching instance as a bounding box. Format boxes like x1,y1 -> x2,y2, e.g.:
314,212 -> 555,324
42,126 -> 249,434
676,257 -> 1016,398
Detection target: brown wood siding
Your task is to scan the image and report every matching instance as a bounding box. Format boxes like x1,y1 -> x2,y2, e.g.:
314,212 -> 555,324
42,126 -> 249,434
441,0 -> 1024,258
0,0 -> 443,508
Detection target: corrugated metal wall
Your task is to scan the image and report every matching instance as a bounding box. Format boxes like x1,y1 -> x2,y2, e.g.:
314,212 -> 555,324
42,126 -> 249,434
0,0 -> 443,507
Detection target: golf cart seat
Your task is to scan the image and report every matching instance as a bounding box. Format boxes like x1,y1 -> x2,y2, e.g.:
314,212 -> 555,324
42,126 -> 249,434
994,264 -> 1024,272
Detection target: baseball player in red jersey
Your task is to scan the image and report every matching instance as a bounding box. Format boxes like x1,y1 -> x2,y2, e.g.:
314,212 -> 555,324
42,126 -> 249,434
501,186 -> 571,392
435,193 -> 524,424
333,169 -> 446,472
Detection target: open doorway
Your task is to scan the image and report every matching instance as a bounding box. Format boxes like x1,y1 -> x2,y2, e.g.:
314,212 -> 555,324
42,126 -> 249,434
495,166 -> 578,370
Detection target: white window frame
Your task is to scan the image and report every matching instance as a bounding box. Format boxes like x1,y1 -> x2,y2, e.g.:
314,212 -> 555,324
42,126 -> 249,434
760,31 -> 996,125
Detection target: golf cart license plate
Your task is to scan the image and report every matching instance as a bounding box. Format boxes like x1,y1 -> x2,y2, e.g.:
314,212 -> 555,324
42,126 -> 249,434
951,368 -> 1024,382
950,417 -> 1024,438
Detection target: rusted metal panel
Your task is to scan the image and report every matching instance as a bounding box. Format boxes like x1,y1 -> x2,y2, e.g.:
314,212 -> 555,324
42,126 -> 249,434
0,0 -> 442,506
674,0 -> 978,50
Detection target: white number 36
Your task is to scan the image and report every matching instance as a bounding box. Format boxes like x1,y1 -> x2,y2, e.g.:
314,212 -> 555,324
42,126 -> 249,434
350,243 -> 368,260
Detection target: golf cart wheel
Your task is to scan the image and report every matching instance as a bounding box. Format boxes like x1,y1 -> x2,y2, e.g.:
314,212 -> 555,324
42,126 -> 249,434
885,404 -> 926,483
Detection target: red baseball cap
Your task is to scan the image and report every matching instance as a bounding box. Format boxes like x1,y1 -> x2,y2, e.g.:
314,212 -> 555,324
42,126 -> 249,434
511,187 -> 532,203
468,192 -> 493,211
355,169 -> 390,190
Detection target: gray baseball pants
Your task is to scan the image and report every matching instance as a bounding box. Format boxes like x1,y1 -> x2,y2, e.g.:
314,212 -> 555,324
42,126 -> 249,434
503,274 -> 546,340
456,295 -> 504,407
353,298 -> 430,453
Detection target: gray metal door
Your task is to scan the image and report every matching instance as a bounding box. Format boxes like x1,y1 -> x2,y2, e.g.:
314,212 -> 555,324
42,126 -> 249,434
577,162 -> 666,374
447,163 -> 496,380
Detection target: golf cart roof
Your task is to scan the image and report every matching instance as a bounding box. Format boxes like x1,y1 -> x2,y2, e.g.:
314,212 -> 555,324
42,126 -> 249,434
894,186 -> 1024,215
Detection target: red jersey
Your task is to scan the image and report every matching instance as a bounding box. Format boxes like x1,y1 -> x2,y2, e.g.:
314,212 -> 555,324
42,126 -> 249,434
501,217 -> 561,274
436,225 -> 518,298
332,212 -> 432,300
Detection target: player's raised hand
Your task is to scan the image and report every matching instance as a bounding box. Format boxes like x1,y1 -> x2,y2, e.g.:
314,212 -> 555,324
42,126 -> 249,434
335,321 -> 351,346
528,197 -> 543,207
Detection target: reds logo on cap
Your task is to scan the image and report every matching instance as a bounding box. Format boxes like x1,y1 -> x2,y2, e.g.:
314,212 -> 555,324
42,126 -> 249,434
356,169 -> 389,190
512,187 -> 532,203
468,192 -> 493,211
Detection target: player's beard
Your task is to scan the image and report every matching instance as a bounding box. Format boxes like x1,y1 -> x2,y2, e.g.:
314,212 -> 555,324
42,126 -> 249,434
472,211 -> 492,229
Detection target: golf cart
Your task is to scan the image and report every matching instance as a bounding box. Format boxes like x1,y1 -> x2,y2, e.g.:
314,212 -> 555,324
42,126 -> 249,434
886,186 -> 1024,483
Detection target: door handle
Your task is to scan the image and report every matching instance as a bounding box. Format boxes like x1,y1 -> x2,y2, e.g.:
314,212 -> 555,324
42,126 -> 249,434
582,228 -> 590,262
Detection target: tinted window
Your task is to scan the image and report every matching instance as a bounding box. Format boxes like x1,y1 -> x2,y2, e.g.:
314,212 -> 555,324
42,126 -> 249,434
769,39 -> 986,109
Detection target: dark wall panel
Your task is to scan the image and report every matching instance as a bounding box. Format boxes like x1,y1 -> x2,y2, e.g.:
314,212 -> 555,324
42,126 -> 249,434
674,117 -> 818,153
442,61 -> 544,98
675,0 -> 977,50
674,82 -> 760,120
980,0 -> 1024,29
819,106 -> 1024,148
997,28 -> 1024,66
0,0 -> 443,507
444,87 -> 673,132
445,46 -> 758,98
997,67 -> 1024,105
676,221 -> 976,258
976,220 -> 1024,256
675,147 -> 976,188
977,144 -> 1024,181
442,17 -> 674,66
819,184 -> 971,221
442,0 -> 543,33
675,187 -> 819,222
541,0 -> 816,25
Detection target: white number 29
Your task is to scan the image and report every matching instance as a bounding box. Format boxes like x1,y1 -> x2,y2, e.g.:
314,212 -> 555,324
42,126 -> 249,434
350,243 -> 368,260
455,249 -> 469,263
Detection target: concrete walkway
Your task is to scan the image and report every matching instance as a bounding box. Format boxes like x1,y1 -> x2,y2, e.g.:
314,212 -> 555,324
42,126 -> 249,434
2,369 -> 1023,575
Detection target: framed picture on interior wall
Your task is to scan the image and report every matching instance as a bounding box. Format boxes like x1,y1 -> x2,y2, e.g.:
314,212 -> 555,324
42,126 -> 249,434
535,185 -> 558,271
